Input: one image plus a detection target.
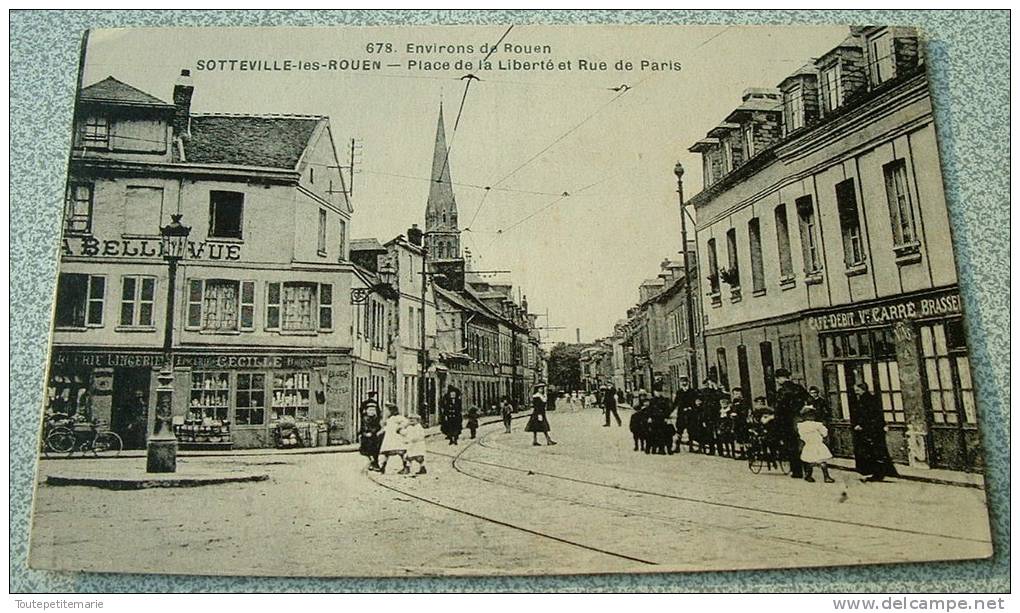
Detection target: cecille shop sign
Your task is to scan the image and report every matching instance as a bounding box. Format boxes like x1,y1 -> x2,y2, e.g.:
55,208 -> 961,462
61,236 -> 241,261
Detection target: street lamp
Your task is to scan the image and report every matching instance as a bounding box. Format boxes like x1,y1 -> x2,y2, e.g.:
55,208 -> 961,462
147,213 -> 190,473
674,162 -> 700,386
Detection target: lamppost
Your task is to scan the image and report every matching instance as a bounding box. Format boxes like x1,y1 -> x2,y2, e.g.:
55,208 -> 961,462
147,213 -> 191,473
674,162 -> 700,387
418,253 -> 447,428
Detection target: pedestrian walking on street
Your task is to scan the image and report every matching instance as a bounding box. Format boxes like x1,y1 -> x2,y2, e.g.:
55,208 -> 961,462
645,382 -> 674,455
359,401 -> 384,472
797,406 -> 835,483
717,395 -> 737,458
466,407 -> 480,439
603,384 -> 622,427
439,386 -> 463,445
851,383 -> 899,482
500,397 -> 514,433
379,403 -> 409,475
525,385 -> 557,446
698,378 -> 723,455
401,415 -> 428,476
774,369 -> 810,478
730,387 -> 750,458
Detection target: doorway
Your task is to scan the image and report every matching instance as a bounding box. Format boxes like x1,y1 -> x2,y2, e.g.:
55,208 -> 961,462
112,368 -> 151,450
759,341 -> 775,405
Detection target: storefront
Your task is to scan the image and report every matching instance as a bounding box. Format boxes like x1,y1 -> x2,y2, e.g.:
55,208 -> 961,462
46,348 -> 353,450
806,286 -> 981,472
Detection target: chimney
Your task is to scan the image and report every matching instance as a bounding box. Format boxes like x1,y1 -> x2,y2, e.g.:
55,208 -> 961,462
172,69 -> 194,138
464,248 -> 473,271
407,224 -> 423,246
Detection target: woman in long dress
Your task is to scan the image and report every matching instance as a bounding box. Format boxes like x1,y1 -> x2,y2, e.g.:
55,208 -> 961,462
439,386 -> 463,445
359,402 -> 383,472
525,386 -> 557,447
850,383 -> 899,482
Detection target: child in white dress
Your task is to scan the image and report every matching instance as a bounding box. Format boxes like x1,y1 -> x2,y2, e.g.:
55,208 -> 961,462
401,415 -> 427,476
797,406 -> 835,483
378,403 -> 409,475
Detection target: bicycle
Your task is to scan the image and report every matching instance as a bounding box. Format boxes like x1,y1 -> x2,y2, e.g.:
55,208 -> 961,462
45,420 -> 123,458
745,426 -> 789,475
41,413 -> 75,457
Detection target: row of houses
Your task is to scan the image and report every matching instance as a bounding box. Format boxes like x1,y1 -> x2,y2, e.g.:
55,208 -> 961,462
47,69 -> 544,450
600,26 -> 980,474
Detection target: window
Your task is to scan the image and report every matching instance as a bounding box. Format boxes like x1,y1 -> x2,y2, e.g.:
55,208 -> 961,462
716,347 -> 730,390
80,115 -> 109,148
920,321 -> 976,425
796,196 -> 822,273
55,273 -> 105,328
338,219 -> 347,261
124,186 -> 165,236
883,159 -> 918,247
725,228 -> 740,288
119,276 -> 156,328
702,154 -> 713,187
189,372 -> 230,422
706,238 -> 720,294
187,279 -> 255,331
774,204 -> 794,279
64,183 -> 94,234
264,282 -> 332,332
407,305 -> 416,345
821,64 -> 843,114
317,209 -> 327,255
748,218 -> 765,293
208,191 -> 244,239
868,31 -> 895,86
723,140 -> 734,174
742,123 -> 755,159
783,86 -> 804,133
235,373 -> 266,425
271,371 -> 310,421
835,179 -> 866,266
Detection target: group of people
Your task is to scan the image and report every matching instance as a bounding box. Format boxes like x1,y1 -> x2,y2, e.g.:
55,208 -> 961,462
621,368 -> 899,484
358,384 -> 556,473
357,391 -> 428,476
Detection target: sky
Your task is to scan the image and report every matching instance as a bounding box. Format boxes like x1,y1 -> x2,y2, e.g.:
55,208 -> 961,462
82,24 -> 848,345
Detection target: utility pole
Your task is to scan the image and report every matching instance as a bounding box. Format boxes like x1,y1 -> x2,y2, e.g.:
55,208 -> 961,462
674,162 -> 699,386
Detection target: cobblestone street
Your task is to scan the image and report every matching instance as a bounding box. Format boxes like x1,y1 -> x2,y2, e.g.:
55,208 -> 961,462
29,405 -> 992,577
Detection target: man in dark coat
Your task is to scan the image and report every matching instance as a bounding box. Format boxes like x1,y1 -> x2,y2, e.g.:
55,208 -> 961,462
698,378 -> 723,455
602,384 -> 622,427
672,376 -> 698,452
645,382 -> 674,455
773,368 -> 810,478
851,382 -> 899,482
439,386 -> 463,445
729,387 -> 751,457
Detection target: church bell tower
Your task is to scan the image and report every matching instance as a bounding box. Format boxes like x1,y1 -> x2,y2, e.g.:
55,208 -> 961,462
424,103 -> 461,261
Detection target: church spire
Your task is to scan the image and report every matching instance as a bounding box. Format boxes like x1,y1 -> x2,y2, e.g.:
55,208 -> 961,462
425,103 -> 460,261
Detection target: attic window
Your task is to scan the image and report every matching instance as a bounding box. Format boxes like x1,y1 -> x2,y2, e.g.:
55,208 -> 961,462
821,64 -> 843,114
783,86 -> 805,134
868,31 -> 895,86
209,191 -> 244,240
80,116 -> 110,148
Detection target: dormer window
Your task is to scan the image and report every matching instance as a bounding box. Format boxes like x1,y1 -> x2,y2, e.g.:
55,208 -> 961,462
867,30 -> 895,86
821,63 -> 843,114
783,86 -> 805,134
80,116 -> 110,149
742,123 -> 755,159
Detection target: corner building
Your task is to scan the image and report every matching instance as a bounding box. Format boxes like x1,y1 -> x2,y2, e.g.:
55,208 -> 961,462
688,27 -> 980,472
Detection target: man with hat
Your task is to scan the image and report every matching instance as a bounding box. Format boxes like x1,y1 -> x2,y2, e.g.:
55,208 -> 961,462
774,368 -> 810,478
672,375 -> 698,452
602,383 -> 622,427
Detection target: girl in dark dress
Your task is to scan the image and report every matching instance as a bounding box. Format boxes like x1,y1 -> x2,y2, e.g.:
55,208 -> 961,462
525,387 -> 557,446
359,403 -> 383,472
439,386 -> 463,445
850,383 -> 900,482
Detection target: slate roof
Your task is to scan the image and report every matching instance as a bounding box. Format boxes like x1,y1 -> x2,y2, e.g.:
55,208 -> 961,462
350,238 -> 387,252
80,76 -> 172,108
183,114 -> 322,170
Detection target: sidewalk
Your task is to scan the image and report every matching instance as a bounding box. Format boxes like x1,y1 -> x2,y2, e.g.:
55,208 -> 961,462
39,413 -> 522,460
826,457 -> 984,489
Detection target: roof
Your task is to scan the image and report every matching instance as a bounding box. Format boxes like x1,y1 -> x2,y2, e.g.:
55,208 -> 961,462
707,122 -> 740,138
350,238 -> 387,253
724,97 -> 783,123
688,138 -> 720,153
80,76 -> 173,108
183,114 -> 323,170
779,63 -> 819,88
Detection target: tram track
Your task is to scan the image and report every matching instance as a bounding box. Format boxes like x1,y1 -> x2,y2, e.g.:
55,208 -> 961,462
444,424 -> 989,547
365,430 -> 660,567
